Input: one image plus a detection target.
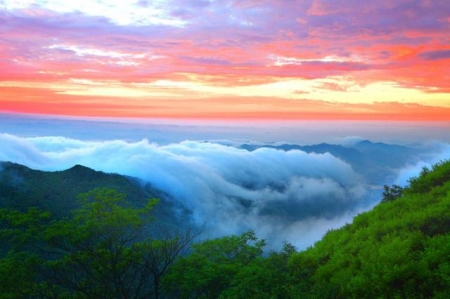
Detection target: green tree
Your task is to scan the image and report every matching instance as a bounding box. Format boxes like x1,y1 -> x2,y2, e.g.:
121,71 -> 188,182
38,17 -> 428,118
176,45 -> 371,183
0,188 -> 194,299
132,226 -> 196,299
163,230 -> 266,298
382,184 -> 403,202
222,241 -> 297,299
39,188 -> 159,298
0,207 -> 51,298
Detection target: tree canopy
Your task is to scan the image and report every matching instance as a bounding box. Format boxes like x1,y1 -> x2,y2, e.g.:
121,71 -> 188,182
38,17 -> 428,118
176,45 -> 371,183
0,188 -> 193,299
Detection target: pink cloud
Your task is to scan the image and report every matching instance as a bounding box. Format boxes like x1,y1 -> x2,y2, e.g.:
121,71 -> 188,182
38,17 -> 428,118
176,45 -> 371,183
419,49 -> 450,60
0,0 -> 449,118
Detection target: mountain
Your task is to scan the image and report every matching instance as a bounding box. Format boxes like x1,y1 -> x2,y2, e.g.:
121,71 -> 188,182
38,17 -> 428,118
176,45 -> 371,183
0,161 -> 187,227
240,140 -> 424,185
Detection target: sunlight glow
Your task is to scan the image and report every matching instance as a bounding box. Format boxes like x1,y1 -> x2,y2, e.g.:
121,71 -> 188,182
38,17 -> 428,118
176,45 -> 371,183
1,0 -> 449,120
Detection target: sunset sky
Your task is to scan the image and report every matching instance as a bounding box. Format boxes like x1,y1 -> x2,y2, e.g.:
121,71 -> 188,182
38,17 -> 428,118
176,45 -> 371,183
1,0 -> 449,121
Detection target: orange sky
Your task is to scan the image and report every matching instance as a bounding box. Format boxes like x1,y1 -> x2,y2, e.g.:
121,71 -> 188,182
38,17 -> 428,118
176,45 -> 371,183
1,0 -> 449,121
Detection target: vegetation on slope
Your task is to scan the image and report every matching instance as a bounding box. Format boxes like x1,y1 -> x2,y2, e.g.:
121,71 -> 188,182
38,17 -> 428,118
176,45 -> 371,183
0,188 -> 195,299
0,161 -> 185,227
0,160 -> 449,298
288,160 -> 450,298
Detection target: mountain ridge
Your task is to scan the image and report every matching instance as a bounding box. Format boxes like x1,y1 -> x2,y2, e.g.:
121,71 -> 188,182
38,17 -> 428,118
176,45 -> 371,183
239,140 -> 424,185
0,161 -> 186,228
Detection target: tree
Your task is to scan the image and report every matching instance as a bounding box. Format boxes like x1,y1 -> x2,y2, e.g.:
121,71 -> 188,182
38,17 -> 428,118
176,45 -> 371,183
382,184 -> 403,202
40,188 -> 159,298
222,241 -> 297,299
163,230 -> 266,298
0,188 -> 194,299
133,226 -> 196,299
0,207 -> 51,298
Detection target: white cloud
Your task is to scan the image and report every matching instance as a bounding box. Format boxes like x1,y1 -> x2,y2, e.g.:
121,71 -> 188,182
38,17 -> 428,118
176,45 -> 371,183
1,0 -> 187,27
394,142 -> 450,186
0,133 -> 371,249
47,44 -> 156,60
269,54 -> 363,66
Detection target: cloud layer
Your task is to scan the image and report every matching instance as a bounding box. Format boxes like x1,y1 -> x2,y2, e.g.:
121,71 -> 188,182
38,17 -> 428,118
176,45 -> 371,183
1,133 -> 371,249
2,131 -> 449,249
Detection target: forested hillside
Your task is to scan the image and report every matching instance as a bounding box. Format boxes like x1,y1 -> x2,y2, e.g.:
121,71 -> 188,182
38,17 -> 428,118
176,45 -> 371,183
286,160 -> 450,298
0,161 -> 185,226
0,162 -> 195,299
0,160 -> 449,298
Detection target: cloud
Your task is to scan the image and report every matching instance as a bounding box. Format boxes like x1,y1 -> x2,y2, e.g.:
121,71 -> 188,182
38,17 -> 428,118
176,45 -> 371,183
419,49 -> 450,61
0,133 -> 374,249
339,136 -> 366,147
394,142 -> 450,186
1,0 -> 187,27
180,56 -> 233,66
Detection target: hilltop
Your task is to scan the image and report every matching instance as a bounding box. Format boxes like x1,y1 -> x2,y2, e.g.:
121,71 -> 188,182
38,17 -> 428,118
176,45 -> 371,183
0,161 -> 187,227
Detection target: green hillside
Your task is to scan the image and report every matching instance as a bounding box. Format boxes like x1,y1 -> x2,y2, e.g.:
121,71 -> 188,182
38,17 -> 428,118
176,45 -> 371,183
288,160 -> 450,298
0,161 -> 185,227
0,163 -> 194,299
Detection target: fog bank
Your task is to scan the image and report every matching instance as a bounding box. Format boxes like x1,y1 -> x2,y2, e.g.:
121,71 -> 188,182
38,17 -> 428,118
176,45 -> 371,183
1,131 -> 449,249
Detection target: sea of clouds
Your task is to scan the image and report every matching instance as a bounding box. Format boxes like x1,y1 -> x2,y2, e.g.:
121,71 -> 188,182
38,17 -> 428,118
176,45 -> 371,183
1,131 -> 449,250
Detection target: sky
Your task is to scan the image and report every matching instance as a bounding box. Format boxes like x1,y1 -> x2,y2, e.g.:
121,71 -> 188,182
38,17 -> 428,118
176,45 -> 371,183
1,0 -> 450,121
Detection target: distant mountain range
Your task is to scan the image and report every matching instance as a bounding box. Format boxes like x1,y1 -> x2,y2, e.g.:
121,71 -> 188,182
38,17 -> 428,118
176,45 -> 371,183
239,140 -> 425,185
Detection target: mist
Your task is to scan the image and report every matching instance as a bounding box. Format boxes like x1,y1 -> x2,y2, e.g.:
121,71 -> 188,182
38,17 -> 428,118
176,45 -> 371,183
1,128 -> 449,250
2,114 -> 450,145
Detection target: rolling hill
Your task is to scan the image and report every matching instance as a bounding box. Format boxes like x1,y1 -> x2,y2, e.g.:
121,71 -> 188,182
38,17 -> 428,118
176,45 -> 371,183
0,161 -> 187,228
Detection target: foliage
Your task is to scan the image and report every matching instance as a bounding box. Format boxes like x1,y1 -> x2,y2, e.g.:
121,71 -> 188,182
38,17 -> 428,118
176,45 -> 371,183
0,162 -> 178,226
406,161 -> 450,195
163,230 -> 266,298
289,160 -> 450,298
0,188 -> 194,299
221,241 -> 297,299
381,184 -> 403,202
